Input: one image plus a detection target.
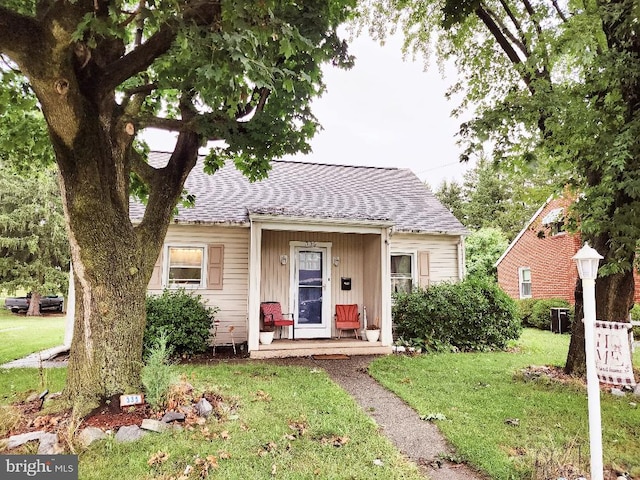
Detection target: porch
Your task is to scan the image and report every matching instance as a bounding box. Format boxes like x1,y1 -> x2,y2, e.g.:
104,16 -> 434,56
250,337 -> 392,359
247,215 -> 394,354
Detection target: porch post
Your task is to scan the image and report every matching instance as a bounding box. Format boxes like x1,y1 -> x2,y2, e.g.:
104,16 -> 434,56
248,220 -> 262,351
380,227 -> 393,345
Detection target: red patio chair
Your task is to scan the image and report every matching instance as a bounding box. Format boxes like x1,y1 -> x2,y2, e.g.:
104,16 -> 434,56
260,302 -> 295,339
335,304 -> 360,339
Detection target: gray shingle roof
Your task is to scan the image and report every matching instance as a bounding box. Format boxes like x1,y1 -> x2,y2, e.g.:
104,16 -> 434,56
130,152 -> 467,235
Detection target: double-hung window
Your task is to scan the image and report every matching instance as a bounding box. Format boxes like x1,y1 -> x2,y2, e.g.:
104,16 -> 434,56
391,253 -> 414,294
167,246 -> 205,287
519,267 -> 532,298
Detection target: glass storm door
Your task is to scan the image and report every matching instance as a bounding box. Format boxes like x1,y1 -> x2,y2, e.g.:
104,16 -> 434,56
294,247 -> 331,338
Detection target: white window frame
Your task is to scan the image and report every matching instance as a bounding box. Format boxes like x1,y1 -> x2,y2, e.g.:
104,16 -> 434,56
390,251 -> 417,295
518,267 -> 532,299
164,244 -> 207,289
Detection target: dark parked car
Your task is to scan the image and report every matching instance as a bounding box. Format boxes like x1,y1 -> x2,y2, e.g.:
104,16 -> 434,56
4,294 -> 64,314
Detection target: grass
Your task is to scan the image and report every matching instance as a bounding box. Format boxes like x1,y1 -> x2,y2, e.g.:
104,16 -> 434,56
0,309 -> 66,364
78,363 -> 423,479
369,329 -> 640,479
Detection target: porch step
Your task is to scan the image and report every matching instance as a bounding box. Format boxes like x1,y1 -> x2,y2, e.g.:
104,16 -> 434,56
250,338 -> 392,359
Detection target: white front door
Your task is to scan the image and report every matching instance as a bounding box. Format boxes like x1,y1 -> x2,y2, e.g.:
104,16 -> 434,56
292,244 -> 331,339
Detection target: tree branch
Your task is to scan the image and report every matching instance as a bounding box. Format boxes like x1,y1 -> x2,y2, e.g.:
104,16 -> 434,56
550,0 -> 568,22
138,115 -> 188,132
99,25 -> 176,95
235,87 -> 271,119
488,3 -> 529,56
99,1 -> 222,96
0,6 -> 42,64
130,148 -> 158,186
475,5 -> 535,93
497,0 -> 530,55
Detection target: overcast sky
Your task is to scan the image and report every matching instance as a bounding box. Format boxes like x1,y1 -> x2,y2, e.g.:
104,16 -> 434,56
143,33 -> 474,188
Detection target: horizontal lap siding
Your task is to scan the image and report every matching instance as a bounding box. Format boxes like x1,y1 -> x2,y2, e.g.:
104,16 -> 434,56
149,224 -> 250,345
390,233 -> 462,283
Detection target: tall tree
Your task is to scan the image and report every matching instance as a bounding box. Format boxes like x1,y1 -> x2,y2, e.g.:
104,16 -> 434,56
464,227 -> 508,280
434,179 -> 465,222
0,163 -> 69,315
360,0 -> 640,375
436,157 -> 554,241
0,0 -> 355,411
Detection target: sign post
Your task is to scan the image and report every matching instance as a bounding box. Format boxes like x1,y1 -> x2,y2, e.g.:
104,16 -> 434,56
572,243 -> 604,480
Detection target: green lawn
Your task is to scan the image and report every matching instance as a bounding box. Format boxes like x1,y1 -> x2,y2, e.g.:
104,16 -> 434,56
1,363 -> 423,480
0,309 -> 66,364
369,329 -> 640,479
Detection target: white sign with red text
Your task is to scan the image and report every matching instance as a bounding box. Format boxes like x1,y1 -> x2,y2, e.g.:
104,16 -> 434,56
595,320 -> 636,386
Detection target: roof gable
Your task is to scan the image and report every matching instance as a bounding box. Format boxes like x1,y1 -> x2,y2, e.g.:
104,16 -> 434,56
130,153 -> 468,235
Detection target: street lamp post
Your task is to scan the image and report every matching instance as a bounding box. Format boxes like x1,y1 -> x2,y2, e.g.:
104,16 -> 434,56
572,243 -> 604,480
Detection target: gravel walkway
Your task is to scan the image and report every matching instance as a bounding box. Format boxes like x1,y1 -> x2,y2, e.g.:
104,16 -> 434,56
274,355 -> 486,480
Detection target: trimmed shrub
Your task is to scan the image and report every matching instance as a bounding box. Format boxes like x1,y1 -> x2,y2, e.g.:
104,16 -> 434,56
528,298 -> 573,330
392,277 -> 521,352
144,289 -> 219,358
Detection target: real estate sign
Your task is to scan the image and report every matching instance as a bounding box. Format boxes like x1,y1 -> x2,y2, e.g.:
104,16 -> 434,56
595,320 -> 636,386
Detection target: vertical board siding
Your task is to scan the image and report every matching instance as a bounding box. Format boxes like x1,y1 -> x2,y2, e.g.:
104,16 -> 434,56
148,224 -> 250,346
363,234 -> 382,327
390,233 -> 462,283
261,230 -> 369,335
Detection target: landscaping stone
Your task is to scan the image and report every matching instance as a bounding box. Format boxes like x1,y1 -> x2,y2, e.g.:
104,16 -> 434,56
25,392 -> 39,403
194,398 -> 213,417
77,427 -> 108,447
115,425 -> 147,443
633,384 -> 640,397
611,388 -> 626,397
141,419 -> 168,433
6,431 -> 47,450
37,433 -> 64,454
161,411 -> 186,423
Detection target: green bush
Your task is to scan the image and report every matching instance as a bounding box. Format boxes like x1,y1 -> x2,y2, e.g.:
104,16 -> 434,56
392,277 -> 521,352
144,289 -> 219,358
630,304 -> 640,338
527,298 -> 573,330
516,299 -> 538,327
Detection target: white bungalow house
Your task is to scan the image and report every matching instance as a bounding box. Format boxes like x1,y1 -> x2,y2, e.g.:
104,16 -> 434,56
128,152 -> 467,358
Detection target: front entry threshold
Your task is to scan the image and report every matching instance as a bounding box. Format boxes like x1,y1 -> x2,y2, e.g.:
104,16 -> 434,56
250,338 -> 392,359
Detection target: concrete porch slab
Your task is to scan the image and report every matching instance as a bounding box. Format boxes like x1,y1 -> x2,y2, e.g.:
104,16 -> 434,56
250,338 -> 392,359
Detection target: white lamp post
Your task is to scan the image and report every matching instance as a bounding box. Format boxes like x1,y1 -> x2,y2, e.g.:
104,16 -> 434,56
572,242 -> 604,480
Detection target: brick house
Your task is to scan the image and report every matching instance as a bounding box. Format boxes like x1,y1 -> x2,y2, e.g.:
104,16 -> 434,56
495,196 -> 640,304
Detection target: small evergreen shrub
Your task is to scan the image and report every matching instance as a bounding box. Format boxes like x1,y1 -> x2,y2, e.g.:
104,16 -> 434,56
528,298 -> 572,330
141,332 -> 177,411
392,277 -> 521,352
144,289 -> 219,358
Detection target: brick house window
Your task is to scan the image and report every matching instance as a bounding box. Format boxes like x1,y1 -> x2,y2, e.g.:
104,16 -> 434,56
519,267 -> 532,298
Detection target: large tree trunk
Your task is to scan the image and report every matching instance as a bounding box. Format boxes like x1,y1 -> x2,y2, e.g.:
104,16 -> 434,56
564,235 -> 635,376
26,291 -> 42,317
53,131 -> 198,412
